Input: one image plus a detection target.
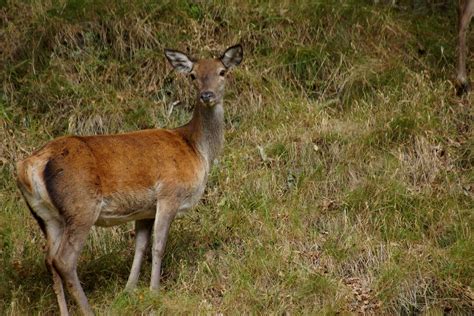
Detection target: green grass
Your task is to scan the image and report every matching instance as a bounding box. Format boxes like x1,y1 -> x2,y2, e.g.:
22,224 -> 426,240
1,0 -> 473,314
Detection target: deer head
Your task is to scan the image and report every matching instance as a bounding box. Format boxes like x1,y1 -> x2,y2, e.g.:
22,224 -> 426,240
164,44 -> 243,105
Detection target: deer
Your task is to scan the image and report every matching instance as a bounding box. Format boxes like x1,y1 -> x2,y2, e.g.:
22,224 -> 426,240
16,44 -> 243,315
457,0 -> 474,95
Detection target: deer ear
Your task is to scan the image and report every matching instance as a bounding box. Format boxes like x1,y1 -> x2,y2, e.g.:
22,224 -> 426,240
164,49 -> 194,73
220,44 -> 243,69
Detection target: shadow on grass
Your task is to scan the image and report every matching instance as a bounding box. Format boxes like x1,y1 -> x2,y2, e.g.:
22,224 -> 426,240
0,224 -> 210,313
0,256 -> 55,313
81,226 -> 209,292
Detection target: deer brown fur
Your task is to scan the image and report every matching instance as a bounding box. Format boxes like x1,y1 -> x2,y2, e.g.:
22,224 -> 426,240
16,44 -> 243,315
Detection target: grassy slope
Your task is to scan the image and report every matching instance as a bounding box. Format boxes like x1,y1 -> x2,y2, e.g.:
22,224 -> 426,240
1,0 -> 473,314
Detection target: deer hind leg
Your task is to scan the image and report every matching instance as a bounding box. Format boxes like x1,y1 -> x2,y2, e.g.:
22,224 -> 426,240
37,217 -> 70,316
457,0 -> 474,95
44,219 -> 69,316
52,212 -> 96,316
22,195 -> 69,316
125,219 -> 154,291
52,227 -> 94,315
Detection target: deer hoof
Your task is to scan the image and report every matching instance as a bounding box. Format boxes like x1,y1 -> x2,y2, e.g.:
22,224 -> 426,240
457,81 -> 471,96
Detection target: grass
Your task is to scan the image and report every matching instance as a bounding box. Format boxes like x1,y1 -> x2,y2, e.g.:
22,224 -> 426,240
1,0 -> 473,314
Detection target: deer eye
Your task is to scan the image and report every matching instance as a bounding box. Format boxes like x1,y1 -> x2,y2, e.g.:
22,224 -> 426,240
219,69 -> 226,77
190,73 -> 196,80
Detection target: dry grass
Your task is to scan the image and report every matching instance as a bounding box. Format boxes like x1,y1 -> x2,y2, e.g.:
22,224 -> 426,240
1,0 -> 473,314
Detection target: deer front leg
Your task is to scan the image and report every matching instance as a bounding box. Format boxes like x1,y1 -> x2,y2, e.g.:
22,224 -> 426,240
125,219 -> 154,291
150,202 -> 176,291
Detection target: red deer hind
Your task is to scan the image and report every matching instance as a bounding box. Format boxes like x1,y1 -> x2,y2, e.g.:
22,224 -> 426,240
16,44 -> 243,315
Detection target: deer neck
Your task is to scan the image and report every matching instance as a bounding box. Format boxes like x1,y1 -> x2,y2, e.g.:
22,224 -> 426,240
183,100 -> 225,169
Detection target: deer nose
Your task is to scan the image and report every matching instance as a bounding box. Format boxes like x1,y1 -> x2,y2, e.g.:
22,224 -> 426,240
200,91 -> 215,103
